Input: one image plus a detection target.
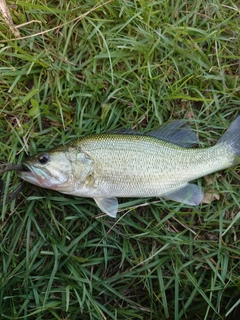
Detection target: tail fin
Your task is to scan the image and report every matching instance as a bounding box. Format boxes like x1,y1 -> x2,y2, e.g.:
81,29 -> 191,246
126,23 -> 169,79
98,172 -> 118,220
217,116 -> 240,165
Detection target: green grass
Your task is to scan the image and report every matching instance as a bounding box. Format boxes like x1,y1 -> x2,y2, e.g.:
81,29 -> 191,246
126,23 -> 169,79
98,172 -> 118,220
0,0 -> 240,319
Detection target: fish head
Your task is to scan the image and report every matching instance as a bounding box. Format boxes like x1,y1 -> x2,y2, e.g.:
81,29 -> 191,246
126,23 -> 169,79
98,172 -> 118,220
19,145 -> 94,194
19,147 -> 75,192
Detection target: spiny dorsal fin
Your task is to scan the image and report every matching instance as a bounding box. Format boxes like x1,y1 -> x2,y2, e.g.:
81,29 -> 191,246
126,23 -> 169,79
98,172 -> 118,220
108,120 -> 199,148
107,128 -> 142,135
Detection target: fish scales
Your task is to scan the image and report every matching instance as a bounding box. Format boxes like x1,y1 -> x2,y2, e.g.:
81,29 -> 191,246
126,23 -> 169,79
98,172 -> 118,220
19,117 -> 240,217
71,134 -> 234,197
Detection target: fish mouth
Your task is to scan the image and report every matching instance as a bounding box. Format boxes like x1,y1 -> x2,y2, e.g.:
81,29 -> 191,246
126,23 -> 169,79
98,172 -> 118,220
19,162 -> 72,192
18,163 -> 49,187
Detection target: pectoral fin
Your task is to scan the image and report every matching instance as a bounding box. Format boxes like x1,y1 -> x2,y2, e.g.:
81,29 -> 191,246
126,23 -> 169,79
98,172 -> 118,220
94,197 -> 118,218
161,183 -> 203,205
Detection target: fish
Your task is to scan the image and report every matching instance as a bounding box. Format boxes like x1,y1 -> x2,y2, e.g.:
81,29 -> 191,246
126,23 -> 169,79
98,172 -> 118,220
19,117 -> 240,218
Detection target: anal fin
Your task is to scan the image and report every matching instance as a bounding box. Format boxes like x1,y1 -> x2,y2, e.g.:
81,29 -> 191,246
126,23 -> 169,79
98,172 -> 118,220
161,183 -> 203,205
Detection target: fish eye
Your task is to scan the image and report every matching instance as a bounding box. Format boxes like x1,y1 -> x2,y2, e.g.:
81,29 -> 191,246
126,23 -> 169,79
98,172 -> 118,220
38,154 -> 49,164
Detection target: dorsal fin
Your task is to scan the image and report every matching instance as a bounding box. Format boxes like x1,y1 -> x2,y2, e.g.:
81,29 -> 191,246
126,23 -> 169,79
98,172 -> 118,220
107,128 -> 142,135
148,120 -> 199,147
108,120 -> 199,148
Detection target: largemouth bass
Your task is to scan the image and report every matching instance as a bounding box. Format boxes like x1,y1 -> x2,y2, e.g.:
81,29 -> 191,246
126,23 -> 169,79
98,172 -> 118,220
19,117 -> 240,217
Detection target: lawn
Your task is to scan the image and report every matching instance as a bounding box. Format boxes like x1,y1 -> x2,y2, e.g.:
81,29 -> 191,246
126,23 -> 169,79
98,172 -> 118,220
0,0 -> 240,319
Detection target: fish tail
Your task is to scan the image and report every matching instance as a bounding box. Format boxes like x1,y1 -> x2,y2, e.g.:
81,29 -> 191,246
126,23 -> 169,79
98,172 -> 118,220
217,116 -> 240,165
